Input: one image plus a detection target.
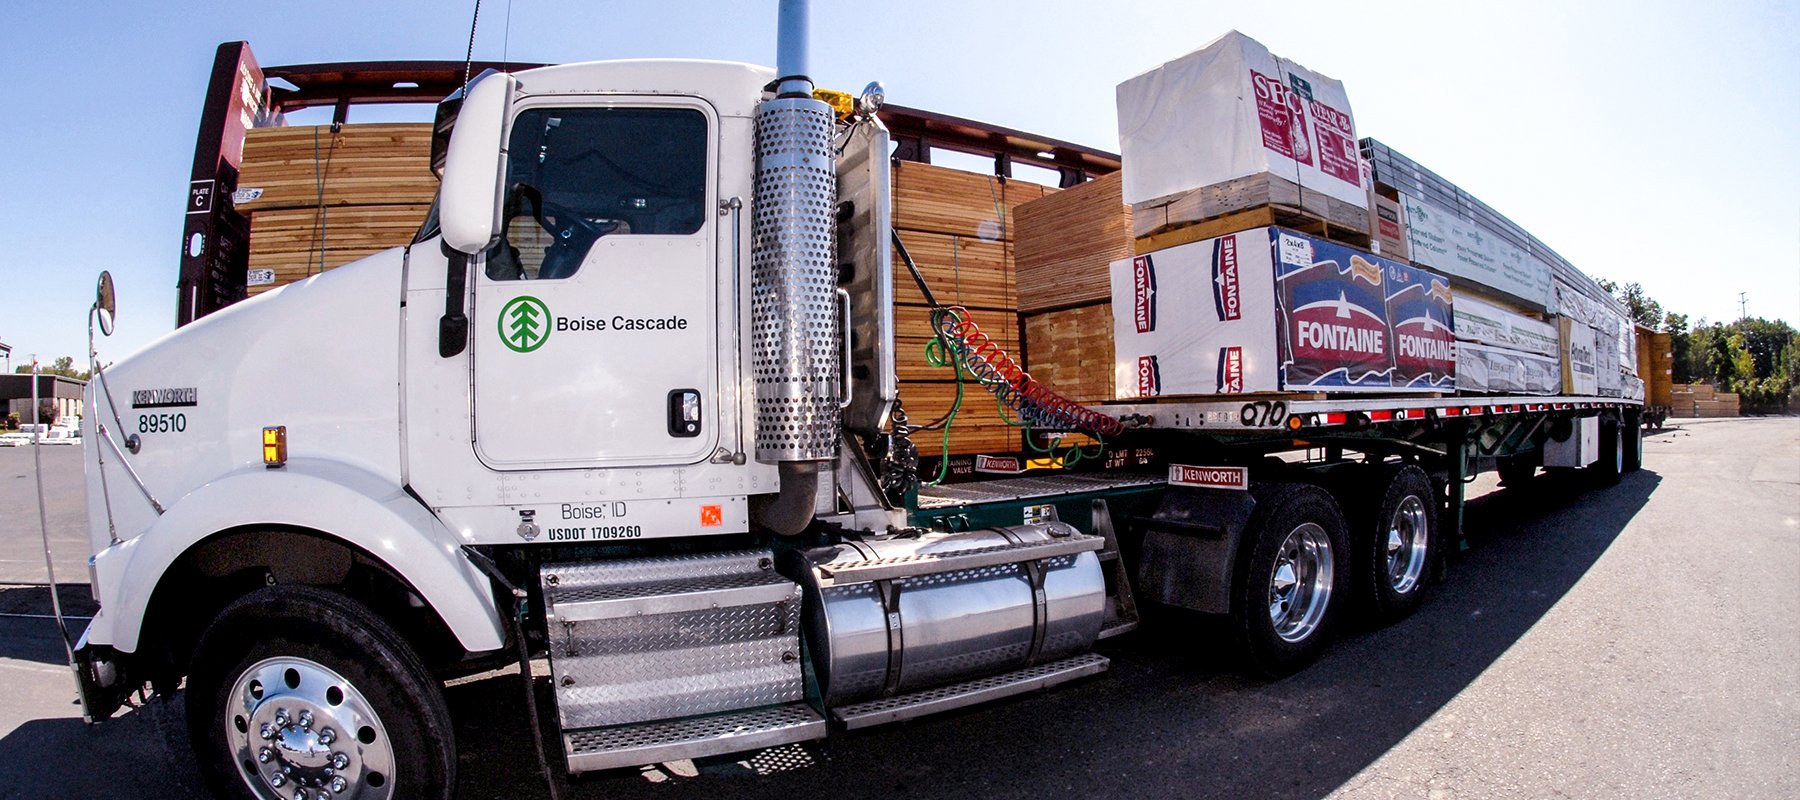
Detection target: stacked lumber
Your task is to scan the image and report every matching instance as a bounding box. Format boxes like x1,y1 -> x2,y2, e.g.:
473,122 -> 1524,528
1013,172 -> 1132,313
1670,383 -> 1740,418
1021,303 -> 1114,403
891,162 -> 1049,456
1131,173 -> 1372,254
236,124 -> 435,295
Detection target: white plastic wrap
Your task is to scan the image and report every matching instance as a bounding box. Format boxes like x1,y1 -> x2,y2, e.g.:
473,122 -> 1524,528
1452,293 -> 1560,358
1117,30 -> 1365,211
1457,342 -> 1560,395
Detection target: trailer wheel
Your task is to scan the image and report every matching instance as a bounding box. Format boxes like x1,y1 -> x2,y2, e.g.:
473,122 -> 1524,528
1232,483 -> 1348,677
1596,420 -> 1624,486
1357,466 -> 1436,622
187,585 -> 455,800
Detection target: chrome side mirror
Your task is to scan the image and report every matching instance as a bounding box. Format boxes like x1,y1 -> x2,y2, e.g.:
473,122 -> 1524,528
94,271 -> 116,337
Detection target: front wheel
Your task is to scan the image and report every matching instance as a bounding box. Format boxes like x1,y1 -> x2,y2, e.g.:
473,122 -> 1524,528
1232,483 -> 1349,677
187,586 -> 456,800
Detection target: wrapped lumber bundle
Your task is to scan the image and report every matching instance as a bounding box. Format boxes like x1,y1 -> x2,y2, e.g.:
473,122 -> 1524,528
890,162 -> 1048,455
1450,292 -> 1560,395
1118,31 -> 1369,243
236,124 -> 436,295
1108,226 -> 1452,398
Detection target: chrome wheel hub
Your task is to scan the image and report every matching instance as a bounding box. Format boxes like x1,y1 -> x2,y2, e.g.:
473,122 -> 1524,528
1268,522 -> 1334,643
1386,495 -> 1428,595
228,657 -> 394,800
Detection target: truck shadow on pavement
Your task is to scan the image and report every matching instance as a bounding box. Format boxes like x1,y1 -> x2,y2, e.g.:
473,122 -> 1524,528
441,469 -> 1663,800
0,470 -> 1659,800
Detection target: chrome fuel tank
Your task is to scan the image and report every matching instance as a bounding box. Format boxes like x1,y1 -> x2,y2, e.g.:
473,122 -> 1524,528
779,523 -> 1106,706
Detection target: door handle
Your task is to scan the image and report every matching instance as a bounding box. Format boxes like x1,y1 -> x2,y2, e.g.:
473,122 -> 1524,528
837,288 -> 853,410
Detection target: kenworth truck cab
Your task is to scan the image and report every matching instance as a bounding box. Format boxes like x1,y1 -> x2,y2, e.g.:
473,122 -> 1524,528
67,3 -> 1645,799
73,5 -> 1131,798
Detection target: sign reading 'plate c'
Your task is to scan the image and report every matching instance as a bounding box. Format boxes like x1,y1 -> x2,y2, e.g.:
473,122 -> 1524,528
499,296 -> 550,353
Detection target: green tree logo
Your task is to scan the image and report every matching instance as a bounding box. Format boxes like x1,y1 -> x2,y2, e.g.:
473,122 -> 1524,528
499,295 -> 551,353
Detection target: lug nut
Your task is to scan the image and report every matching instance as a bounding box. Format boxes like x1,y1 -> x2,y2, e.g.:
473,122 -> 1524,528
270,772 -> 287,787
275,709 -> 290,726
298,710 -> 313,728
260,722 -> 276,740
330,776 -> 348,793
318,727 -> 336,745
331,752 -> 349,770
258,747 -> 274,763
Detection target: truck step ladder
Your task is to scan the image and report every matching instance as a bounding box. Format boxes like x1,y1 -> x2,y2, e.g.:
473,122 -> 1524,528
540,550 -> 825,773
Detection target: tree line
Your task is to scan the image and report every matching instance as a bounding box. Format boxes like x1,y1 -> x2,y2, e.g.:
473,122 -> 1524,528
1601,280 -> 1797,414
12,356 -> 90,381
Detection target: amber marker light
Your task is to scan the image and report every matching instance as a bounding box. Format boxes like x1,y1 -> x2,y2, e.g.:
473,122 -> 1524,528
1285,414 -> 1304,431
262,426 -> 287,468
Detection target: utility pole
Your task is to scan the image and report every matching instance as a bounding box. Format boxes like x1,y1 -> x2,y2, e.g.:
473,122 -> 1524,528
1739,292 -> 1748,320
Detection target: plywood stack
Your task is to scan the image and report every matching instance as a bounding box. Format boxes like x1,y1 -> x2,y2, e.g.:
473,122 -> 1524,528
1014,173 -> 1133,312
236,124 -> 436,295
890,162 -> 1049,455
1012,173 -> 1132,404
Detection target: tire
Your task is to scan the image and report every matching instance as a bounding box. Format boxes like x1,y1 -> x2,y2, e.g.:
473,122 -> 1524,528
1354,466 -> 1436,623
1623,416 -> 1643,473
1497,457 -> 1537,487
1231,483 -> 1349,677
1595,420 -> 1624,486
187,585 -> 456,800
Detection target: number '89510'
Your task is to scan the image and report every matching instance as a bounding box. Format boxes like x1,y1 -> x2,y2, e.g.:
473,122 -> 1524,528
138,413 -> 186,434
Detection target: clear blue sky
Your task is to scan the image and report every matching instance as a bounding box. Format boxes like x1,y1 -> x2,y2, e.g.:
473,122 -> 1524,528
2,0 -> 1794,366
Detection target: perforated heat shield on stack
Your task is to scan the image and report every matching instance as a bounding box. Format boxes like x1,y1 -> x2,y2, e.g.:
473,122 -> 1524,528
751,95 -> 841,462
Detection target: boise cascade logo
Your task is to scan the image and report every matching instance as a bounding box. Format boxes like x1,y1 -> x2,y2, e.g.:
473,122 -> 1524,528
499,295 -> 551,353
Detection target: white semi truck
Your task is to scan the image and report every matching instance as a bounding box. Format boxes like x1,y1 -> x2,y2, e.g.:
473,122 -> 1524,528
64,4 -> 1644,798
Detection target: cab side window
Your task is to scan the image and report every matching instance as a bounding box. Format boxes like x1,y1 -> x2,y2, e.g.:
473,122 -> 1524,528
486,107 -> 708,281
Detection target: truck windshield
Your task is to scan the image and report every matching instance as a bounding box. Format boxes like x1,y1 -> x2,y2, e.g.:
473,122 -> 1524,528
486,107 -> 708,280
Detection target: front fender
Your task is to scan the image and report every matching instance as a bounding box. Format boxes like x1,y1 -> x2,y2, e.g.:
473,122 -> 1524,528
89,459 -> 506,654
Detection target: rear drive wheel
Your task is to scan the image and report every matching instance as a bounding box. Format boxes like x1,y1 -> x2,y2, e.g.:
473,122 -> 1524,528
187,585 -> 455,800
1356,466 -> 1436,622
1623,416 -> 1643,473
1232,483 -> 1348,677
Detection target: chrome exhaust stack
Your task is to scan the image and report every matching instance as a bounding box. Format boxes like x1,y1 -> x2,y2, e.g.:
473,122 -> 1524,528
751,0 -> 841,532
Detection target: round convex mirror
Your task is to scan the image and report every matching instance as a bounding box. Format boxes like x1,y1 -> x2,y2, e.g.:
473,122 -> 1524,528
95,271 -> 116,337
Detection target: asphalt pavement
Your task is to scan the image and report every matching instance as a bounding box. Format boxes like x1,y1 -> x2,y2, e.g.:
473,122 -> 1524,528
0,418 -> 1794,799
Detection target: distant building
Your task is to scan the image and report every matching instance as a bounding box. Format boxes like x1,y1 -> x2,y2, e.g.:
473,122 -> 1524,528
0,341 -> 10,372
0,374 -> 85,424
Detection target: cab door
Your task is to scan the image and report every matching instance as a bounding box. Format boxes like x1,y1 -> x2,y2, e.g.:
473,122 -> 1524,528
470,98 -> 719,469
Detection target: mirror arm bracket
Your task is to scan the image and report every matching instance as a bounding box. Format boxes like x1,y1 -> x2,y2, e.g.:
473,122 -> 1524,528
439,241 -> 471,358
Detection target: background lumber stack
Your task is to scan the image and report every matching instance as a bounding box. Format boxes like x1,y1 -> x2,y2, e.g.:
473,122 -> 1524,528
236,124 -> 435,295
891,162 -> 1050,456
1671,382 -> 1740,417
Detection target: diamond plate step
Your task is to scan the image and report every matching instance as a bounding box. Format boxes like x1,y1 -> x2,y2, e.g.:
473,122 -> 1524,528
563,702 -> 826,774
831,653 -> 1110,730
